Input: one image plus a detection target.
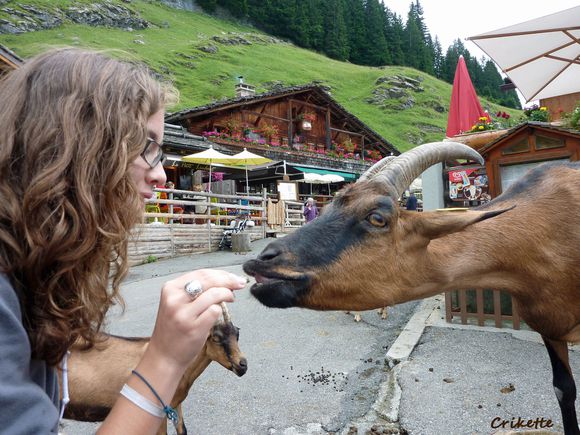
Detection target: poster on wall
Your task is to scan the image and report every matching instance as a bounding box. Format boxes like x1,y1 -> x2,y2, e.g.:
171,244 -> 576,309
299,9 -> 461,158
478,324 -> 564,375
448,167 -> 490,203
277,181 -> 298,201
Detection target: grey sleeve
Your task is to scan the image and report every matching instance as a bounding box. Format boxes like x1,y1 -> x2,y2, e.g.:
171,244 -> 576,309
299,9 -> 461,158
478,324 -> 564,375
0,275 -> 60,434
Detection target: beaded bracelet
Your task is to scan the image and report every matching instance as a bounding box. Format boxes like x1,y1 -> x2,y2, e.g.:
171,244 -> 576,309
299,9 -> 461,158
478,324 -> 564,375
127,370 -> 179,430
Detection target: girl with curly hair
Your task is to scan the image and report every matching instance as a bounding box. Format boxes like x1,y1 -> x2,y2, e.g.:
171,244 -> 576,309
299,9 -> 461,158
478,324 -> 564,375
0,48 -> 246,434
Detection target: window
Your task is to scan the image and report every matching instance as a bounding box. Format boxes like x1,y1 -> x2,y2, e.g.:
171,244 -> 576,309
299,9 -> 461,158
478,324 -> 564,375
535,134 -> 564,150
501,138 -> 529,155
500,158 -> 569,192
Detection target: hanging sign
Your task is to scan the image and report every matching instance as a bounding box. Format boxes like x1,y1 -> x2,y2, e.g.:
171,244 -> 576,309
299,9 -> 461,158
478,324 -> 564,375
448,168 -> 477,184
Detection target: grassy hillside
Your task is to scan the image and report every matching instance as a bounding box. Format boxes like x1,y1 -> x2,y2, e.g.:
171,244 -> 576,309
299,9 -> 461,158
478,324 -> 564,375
0,0 -> 521,152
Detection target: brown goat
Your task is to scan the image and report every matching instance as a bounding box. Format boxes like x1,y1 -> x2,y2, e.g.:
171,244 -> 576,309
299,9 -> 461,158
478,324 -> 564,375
61,304 -> 247,435
243,142 -> 579,434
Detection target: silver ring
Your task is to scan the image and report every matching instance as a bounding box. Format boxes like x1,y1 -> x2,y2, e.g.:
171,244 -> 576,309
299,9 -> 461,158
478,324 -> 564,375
184,280 -> 203,300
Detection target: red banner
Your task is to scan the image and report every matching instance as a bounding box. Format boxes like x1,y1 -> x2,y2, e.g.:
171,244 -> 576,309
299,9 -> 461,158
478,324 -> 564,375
449,168 -> 477,183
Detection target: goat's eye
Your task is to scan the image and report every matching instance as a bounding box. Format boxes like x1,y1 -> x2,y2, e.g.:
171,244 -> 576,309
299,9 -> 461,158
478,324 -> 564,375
367,212 -> 387,227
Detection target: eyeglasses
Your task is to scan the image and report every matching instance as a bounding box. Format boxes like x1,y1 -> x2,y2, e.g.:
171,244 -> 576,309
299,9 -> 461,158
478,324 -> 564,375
141,138 -> 166,169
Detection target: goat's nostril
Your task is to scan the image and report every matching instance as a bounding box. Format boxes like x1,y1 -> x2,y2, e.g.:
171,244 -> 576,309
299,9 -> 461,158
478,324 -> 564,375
258,244 -> 282,262
239,358 -> 248,369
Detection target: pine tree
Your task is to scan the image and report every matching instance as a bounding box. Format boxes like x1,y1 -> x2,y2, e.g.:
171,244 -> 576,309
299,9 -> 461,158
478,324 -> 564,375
385,10 -> 405,65
403,1 -> 433,73
322,0 -> 349,61
218,0 -> 248,17
432,36 -> 443,79
197,0 -> 218,12
344,0 -> 366,65
360,0 -> 390,66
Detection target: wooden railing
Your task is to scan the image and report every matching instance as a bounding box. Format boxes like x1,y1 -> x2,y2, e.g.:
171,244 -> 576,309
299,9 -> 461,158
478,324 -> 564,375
444,289 -> 523,330
145,188 -> 267,226
284,200 -> 305,228
130,188 -> 308,265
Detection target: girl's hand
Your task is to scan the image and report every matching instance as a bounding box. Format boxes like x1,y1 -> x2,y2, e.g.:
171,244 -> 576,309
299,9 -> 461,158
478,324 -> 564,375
146,269 -> 247,371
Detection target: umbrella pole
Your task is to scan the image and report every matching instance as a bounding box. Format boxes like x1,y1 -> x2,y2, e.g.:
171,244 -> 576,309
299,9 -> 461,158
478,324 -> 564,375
245,164 -> 249,196
208,164 -> 212,193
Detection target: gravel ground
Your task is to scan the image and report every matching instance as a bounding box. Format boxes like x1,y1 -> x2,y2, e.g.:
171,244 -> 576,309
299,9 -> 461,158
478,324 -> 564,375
60,237 -> 418,435
398,327 -> 579,435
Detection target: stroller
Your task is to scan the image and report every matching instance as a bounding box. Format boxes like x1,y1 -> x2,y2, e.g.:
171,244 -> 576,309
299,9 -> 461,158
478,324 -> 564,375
218,214 -> 251,250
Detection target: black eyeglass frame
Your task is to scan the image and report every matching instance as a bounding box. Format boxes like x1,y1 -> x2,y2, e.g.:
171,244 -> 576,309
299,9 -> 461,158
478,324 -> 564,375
141,138 -> 166,169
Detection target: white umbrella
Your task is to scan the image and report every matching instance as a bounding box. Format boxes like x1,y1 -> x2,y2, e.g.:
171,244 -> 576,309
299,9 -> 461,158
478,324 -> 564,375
321,174 -> 345,184
182,146 -> 235,192
468,6 -> 580,102
229,148 -> 272,194
298,173 -> 344,194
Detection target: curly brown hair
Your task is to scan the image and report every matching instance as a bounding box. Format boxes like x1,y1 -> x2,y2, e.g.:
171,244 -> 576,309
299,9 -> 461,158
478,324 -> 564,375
0,48 -> 174,366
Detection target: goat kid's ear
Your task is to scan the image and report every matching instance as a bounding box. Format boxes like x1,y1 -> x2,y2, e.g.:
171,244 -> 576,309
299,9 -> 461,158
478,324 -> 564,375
410,206 -> 515,241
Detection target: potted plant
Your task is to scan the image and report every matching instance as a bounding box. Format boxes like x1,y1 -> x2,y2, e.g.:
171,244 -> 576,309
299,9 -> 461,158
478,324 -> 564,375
469,117 -> 495,132
260,122 -> 279,143
524,104 -> 550,122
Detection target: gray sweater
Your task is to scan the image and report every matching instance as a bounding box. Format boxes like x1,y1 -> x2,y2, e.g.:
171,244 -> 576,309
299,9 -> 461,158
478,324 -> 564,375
0,274 -> 60,434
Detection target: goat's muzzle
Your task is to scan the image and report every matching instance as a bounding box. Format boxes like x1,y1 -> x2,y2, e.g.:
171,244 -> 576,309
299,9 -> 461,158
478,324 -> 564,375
233,357 -> 248,376
243,241 -> 311,308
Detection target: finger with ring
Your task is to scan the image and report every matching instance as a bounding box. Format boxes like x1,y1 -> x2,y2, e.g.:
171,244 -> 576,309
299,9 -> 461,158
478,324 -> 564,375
184,280 -> 204,300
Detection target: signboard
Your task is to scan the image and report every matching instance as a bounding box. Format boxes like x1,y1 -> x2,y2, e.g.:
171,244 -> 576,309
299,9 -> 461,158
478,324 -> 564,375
277,181 -> 298,201
448,167 -> 490,203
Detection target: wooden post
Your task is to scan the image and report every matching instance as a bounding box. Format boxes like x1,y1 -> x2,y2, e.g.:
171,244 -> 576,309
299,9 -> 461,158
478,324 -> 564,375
493,290 -> 502,328
231,233 -> 251,253
262,188 -> 267,239
168,191 -> 174,224
476,289 -> 484,326
288,102 -> 293,146
325,109 -> 331,149
459,290 -> 467,325
444,292 -> 453,323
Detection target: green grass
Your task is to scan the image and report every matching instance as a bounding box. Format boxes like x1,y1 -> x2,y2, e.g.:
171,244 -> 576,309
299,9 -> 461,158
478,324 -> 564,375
0,0 -> 521,152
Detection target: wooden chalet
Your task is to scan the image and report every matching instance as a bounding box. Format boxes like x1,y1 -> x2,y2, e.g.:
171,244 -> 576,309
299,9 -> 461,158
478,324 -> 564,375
478,122 -> 580,197
165,84 -> 399,198
444,121 -> 580,206
0,44 -> 22,76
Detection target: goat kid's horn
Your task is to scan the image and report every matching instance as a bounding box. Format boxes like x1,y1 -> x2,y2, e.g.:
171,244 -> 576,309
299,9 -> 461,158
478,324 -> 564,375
372,141 -> 484,200
219,302 -> 231,323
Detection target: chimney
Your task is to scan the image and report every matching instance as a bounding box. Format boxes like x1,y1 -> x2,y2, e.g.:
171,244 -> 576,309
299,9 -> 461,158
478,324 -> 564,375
235,76 -> 255,98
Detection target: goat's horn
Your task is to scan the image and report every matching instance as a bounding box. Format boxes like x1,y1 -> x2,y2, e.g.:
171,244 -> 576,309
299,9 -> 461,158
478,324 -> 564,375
220,302 -> 231,323
373,141 -> 484,200
357,155 -> 397,182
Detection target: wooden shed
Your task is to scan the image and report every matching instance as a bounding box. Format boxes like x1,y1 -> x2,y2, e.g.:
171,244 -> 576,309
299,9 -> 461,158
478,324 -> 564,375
0,44 -> 22,76
478,122 -> 580,198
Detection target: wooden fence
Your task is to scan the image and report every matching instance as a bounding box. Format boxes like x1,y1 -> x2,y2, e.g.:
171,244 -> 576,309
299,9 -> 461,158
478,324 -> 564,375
444,289 -> 522,329
128,223 -> 264,265
284,200 -> 305,228
128,188 -> 302,265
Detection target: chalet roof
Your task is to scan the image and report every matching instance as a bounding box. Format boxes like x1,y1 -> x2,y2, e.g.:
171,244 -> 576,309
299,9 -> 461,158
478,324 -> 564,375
478,121 -> 580,155
0,44 -> 23,70
165,84 -> 399,156
163,123 -> 234,153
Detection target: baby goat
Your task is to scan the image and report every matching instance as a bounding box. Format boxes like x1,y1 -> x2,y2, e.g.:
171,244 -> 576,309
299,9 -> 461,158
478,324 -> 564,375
244,142 -> 579,434
62,303 -> 247,435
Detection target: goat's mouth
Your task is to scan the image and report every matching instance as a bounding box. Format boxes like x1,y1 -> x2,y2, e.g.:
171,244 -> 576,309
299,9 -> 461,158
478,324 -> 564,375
243,261 -> 310,308
232,359 -> 248,377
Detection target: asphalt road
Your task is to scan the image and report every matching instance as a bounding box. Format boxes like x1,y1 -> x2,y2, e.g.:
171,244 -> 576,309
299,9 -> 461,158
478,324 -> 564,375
60,238 -> 418,435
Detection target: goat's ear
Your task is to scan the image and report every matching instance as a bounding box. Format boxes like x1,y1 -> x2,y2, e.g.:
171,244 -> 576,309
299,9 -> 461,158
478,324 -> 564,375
410,206 -> 515,241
